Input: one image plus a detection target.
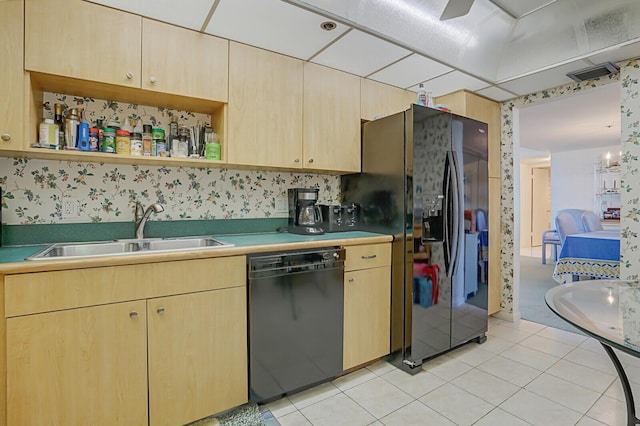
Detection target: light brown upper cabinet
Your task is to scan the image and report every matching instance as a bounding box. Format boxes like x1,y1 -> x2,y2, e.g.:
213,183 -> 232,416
303,63 -> 361,173
25,0 -> 143,88
0,0 -> 24,150
141,19 -> 228,102
435,90 -> 500,178
25,0 -> 229,103
361,78 -> 416,121
227,42 -> 304,169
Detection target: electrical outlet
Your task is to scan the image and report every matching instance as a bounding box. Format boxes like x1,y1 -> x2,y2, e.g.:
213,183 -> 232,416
275,197 -> 289,214
62,198 -> 78,218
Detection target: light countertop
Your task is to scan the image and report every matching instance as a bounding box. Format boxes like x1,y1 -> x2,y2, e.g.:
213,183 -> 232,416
0,231 -> 392,274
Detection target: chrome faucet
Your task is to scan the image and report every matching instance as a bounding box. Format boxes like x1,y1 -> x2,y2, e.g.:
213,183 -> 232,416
135,202 -> 164,239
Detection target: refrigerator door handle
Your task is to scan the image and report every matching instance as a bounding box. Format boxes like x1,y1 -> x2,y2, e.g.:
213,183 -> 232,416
443,155 -> 452,273
448,150 -> 462,277
445,151 -> 460,277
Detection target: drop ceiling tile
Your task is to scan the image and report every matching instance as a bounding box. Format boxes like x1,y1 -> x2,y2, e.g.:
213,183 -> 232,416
408,71 -> 488,98
367,54 -> 453,89
311,29 -> 411,77
205,0 -> 349,60
88,0 -> 213,30
498,60 -> 592,96
489,0 -> 554,18
587,41 -> 640,66
476,85 -> 517,102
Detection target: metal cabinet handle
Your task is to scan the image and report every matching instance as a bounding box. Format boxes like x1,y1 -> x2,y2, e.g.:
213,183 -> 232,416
1,134 -> 10,141
308,158 -> 314,163
348,278 -> 355,283
129,311 -> 138,319
361,254 -> 377,259
150,76 -> 157,84
126,72 -> 134,80
157,307 -> 165,315
294,158 -> 300,163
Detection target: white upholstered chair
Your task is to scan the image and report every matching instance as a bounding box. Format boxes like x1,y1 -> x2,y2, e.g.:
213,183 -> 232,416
555,210 -> 587,245
582,211 -> 604,232
542,209 -> 588,263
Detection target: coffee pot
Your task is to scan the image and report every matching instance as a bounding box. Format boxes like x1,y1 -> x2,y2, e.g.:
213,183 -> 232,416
288,188 -> 324,235
298,203 -> 322,226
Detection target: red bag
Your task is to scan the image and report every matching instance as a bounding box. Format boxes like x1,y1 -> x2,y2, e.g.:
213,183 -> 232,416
423,264 -> 439,305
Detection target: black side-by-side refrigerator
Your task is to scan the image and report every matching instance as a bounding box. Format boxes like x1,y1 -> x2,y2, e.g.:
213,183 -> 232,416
342,104 -> 488,373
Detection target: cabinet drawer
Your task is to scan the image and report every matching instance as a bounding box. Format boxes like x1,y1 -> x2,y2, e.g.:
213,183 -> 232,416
344,244 -> 391,271
5,256 -> 246,317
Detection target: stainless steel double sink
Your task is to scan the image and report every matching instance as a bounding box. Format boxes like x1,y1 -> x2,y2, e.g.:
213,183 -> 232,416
26,236 -> 234,261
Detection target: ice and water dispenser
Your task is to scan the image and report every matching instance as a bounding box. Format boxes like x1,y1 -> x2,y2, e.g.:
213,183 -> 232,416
421,194 -> 444,243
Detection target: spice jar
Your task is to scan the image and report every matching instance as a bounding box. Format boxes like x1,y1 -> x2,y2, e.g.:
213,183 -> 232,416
89,127 -> 99,151
115,129 -> 131,155
102,127 -> 116,153
130,132 -> 143,156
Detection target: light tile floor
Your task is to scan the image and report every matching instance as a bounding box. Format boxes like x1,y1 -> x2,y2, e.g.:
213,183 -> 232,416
262,317 -> 639,425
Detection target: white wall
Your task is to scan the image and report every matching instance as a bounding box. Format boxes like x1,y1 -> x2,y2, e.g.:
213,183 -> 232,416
550,144 -> 619,219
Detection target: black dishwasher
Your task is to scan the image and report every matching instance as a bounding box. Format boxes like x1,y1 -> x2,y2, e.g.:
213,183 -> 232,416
247,247 -> 345,403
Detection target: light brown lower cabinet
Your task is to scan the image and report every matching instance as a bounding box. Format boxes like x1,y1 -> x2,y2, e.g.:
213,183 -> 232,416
343,244 -> 392,370
5,256 -> 248,426
7,300 -> 149,425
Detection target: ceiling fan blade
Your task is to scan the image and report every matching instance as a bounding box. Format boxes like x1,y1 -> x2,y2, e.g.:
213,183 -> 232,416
440,0 -> 474,20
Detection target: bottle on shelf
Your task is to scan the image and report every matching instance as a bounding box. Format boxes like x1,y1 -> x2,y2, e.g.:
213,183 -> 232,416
204,126 -> 220,160
417,83 -> 427,106
95,119 -> 105,151
63,108 -> 80,149
132,118 -> 143,134
53,103 -> 65,149
152,127 -> 165,157
77,108 -> 90,151
39,118 -> 58,148
121,117 -> 134,134
426,91 -> 435,108
168,116 -> 179,153
102,127 -> 116,153
130,132 -> 143,156
88,127 -> 99,152
142,124 -> 153,156
115,129 -> 131,155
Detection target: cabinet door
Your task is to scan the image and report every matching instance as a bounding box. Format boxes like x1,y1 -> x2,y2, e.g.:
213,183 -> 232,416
147,287 -> 248,426
303,63 -> 361,172
142,19 -> 228,101
228,42 -> 303,169
361,78 -> 415,121
6,301 -> 148,425
0,0 -> 24,150
25,0 -> 142,88
343,266 -> 391,370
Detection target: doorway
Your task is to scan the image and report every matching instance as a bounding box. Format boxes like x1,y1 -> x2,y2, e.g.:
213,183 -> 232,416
513,82 -> 621,330
519,159 -> 551,258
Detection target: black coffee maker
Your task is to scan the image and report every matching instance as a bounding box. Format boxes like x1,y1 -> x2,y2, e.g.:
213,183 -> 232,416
288,188 -> 324,235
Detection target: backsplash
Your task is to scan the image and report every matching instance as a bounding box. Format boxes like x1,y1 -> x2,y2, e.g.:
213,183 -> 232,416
0,157 -> 339,224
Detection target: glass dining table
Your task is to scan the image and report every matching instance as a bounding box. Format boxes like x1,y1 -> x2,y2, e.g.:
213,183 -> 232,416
546,280 -> 640,426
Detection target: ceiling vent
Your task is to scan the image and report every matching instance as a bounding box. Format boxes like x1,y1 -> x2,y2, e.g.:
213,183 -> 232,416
566,62 -> 620,82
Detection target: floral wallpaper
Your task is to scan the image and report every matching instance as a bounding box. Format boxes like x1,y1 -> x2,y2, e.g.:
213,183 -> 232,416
42,92 -> 212,134
621,59 -> 640,279
0,93 -> 340,225
500,67 -> 621,318
0,158 -> 340,224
